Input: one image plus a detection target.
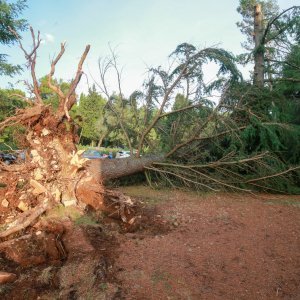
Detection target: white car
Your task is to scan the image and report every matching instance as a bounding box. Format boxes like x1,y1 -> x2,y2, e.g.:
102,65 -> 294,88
116,151 -> 130,158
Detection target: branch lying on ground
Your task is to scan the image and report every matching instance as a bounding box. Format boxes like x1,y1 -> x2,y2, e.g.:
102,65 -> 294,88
0,199 -> 51,239
245,166 -> 300,183
147,149 -> 299,193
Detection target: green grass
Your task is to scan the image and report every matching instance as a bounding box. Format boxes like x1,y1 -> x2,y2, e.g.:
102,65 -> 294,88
77,145 -> 125,156
44,205 -> 100,226
265,198 -> 300,208
121,185 -> 173,205
44,204 -> 82,220
74,214 -> 99,226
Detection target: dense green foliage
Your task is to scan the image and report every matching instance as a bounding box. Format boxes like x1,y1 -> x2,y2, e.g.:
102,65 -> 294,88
0,88 -> 26,149
0,0 -> 27,76
39,76 -> 71,111
74,86 -> 107,146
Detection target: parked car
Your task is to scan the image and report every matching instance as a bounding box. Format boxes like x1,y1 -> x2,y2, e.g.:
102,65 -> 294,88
82,149 -> 102,159
0,152 -> 17,165
115,151 -> 131,158
0,150 -> 26,165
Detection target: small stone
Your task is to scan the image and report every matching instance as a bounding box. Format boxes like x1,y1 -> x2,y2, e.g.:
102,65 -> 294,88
34,168 -> 43,181
33,139 -> 41,144
52,164 -> 60,170
16,179 -> 26,189
5,216 -> 14,223
30,149 -> 39,157
53,188 -> 61,202
30,179 -> 46,195
1,199 -> 9,208
0,272 -> 17,284
18,201 -> 28,212
41,128 -> 51,136
173,221 -> 179,227
62,199 -> 77,207
30,150 -> 41,163
19,194 -> 27,200
36,231 -> 42,236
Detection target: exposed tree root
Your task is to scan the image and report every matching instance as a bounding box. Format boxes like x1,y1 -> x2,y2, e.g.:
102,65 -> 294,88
104,189 -> 137,223
0,161 -> 34,173
0,199 -> 51,239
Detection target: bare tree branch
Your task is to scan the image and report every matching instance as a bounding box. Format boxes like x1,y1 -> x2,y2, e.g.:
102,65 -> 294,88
63,44 -> 91,119
262,6 -> 300,44
47,43 -> 66,99
245,166 -> 300,183
9,26 -> 43,104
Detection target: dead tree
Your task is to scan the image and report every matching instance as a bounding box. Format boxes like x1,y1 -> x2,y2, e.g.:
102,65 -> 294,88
252,5 -> 300,87
253,4 -> 265,87
91,42 -> 300,193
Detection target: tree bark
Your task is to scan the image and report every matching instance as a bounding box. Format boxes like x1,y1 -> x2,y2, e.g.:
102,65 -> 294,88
87,154 -> 165,182
97,133 -> 106,148
253,4 -> 265,87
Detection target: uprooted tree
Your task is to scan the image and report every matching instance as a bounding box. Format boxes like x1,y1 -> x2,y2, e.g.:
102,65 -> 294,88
1,15 -> 300,240
93,39 -> 300,193
0,27 -> 144,238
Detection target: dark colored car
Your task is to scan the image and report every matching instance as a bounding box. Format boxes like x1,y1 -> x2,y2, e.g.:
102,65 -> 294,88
0,152 -> 17,165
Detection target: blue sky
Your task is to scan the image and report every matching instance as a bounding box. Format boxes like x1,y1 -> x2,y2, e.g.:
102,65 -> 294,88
1,0 -> 297,96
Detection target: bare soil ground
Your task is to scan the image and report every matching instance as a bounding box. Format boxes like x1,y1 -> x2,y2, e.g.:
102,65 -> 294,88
0,183 -> 300,299
117,186 -> 300,300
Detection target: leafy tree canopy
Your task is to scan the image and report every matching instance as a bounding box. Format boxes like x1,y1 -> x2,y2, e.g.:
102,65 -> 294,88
0,0 -> 27,76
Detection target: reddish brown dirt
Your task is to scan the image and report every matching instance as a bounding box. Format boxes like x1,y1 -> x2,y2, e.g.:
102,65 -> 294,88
0,183 -> 300,299
0,172 -> 37,224
116,186 -> 300,300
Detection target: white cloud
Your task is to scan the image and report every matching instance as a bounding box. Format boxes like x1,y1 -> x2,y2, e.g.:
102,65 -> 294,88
44,33 -> 55,43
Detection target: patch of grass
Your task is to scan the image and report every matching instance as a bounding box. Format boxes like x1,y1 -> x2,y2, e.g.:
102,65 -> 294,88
44,205 -> 82,220
151,270 -> 173,292
99,282 -> 108,291
45,205 -> 100,227
151,270 -> 172,284
0,284 -> 13,296
74,214 -> 98,226
16,179 -> 26,189
121,184 -> 214,206
265,199 -> 300,208
0,223 -> 9,233
37,266 -> 54,285
151,270 -> 166,284
121,185 -> 173,205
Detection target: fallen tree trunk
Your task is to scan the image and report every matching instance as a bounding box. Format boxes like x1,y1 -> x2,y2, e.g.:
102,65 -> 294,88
87,154 -> 165,182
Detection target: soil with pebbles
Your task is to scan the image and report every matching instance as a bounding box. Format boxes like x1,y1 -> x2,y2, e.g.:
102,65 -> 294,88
0,183 -> 299,299
115,187 -> 300,300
